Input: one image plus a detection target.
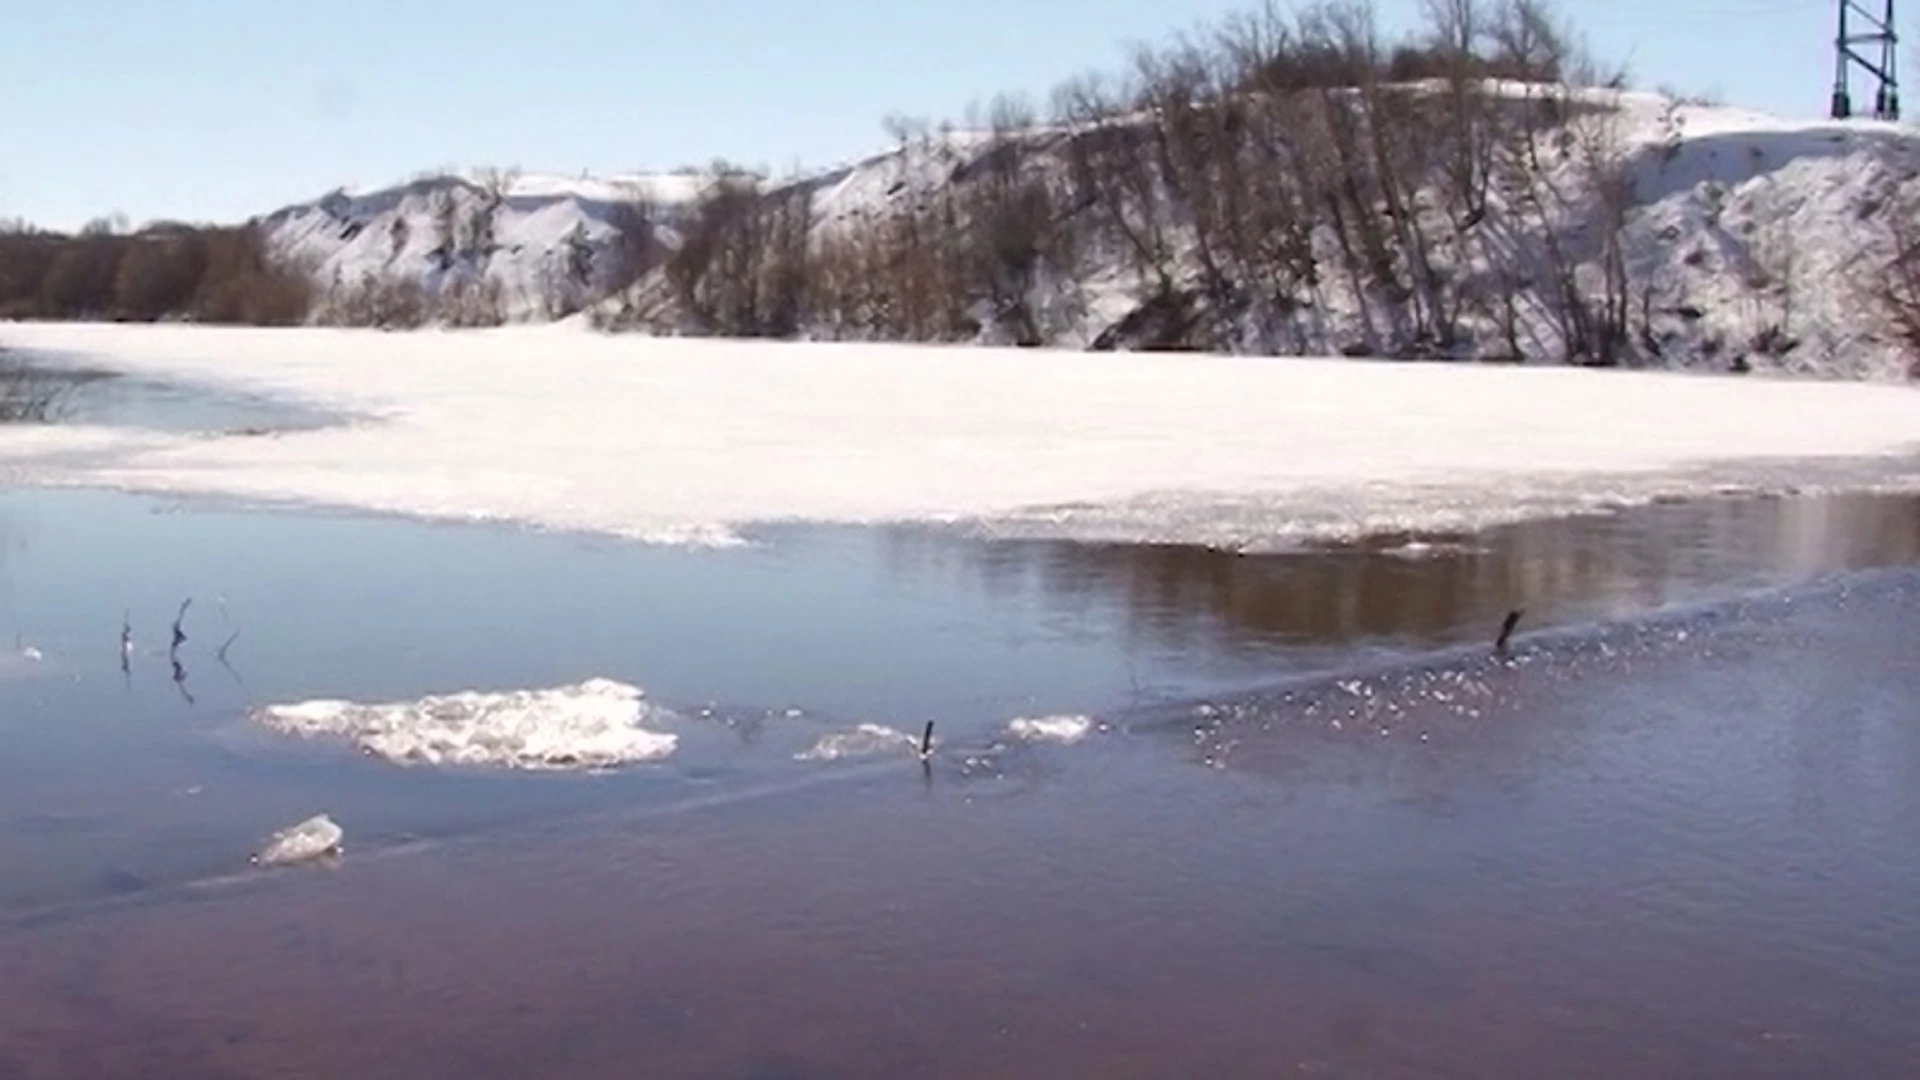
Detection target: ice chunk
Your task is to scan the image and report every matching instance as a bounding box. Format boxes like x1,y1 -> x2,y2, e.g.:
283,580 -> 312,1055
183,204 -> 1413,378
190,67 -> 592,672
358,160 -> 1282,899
253,678 -> 677,770
795,723 -> 918,762
254,813 -> 343,867
1006,714 -> 1093,744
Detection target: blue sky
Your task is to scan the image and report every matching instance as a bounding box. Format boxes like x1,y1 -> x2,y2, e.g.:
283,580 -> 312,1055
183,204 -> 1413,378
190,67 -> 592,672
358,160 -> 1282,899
0,0 -> 1870,230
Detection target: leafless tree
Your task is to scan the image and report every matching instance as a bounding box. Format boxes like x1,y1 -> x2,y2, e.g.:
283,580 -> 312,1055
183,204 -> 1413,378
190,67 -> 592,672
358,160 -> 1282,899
1053,73 -> 1180,297
1876,189 -> 1920,376
603,195 -> 658,295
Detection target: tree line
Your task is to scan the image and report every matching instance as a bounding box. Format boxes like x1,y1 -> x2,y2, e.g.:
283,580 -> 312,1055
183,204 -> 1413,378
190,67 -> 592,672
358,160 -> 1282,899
607,0 -> 1657,365
0,218 -> 310,325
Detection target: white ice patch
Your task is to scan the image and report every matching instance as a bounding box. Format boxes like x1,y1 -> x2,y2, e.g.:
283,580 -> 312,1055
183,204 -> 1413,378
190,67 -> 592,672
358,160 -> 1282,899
253,677 -> 677,770
1006,714 -> 1094,744
795,723 -> 918,762
254,813 -> 344,867
5,325 -> 1920,550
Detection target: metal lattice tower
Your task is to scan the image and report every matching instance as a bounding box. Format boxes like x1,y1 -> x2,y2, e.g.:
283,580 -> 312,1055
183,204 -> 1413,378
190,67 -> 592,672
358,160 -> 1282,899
1832,0 -> 1900,120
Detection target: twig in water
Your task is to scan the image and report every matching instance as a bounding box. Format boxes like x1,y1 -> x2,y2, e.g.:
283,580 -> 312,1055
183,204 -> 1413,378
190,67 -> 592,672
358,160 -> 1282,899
213,596 -> 243,682
119,611 -> 132,676
170,598 -> 192,653
171,655 -> 194,706
918,721 -> 935,761
215,632 -> 244,685
1495,609 -> 1524,658
216,597 -> 241,663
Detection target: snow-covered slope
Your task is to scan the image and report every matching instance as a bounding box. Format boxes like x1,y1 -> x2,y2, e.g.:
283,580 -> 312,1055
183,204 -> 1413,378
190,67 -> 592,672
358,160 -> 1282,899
1605,93 -> 1917,379
251,89 -> 1920,380
263,170 -> 702,324
5,322 -> 1920,550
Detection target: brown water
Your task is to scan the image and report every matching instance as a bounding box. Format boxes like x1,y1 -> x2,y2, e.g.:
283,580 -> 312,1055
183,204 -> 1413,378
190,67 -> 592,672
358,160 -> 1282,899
2,490 -> 1920,1077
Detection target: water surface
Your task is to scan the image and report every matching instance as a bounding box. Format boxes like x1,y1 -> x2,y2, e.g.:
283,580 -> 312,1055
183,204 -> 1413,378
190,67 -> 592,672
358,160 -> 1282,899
2,485 -> 1920,916
2,568 -> 1916,1079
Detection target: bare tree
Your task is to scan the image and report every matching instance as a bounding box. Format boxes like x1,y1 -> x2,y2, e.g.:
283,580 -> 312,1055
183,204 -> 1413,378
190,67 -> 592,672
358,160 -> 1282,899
603,194 -> 658,296
950,94 -> 1064,344
1053,73 -> 1180,296
1876,189 -> 1920,376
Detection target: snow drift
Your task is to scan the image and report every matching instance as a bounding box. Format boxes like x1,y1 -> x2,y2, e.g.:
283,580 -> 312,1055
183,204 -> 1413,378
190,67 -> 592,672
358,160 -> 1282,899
253,677 -> 678,770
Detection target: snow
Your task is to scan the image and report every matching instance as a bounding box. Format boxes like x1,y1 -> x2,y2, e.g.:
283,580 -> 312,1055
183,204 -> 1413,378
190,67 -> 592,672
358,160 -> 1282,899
491,171 -> 706,206
227,88 -> 1920,378
253,814 -> 344,867
266,171 -> 681,324
5,322 -> 1920,548
252,677 -> 678,770
1553,90 -> 1920,378
627,87 -> 1920,376
1006,715 -> 1093,744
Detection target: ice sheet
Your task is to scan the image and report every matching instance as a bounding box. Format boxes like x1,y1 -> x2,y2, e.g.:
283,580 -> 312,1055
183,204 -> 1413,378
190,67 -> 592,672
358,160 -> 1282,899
5,323 -> 1920,549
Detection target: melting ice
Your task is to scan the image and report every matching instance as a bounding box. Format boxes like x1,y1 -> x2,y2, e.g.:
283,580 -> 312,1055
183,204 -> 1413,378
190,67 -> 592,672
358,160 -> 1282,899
253,677 -> 678,770
1006,714 -> 1094,744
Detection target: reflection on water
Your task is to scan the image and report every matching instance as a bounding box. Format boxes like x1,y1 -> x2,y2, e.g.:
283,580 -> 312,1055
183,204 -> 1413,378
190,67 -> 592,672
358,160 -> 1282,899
0,486 -> 1917,917
886,492 -> 1920,659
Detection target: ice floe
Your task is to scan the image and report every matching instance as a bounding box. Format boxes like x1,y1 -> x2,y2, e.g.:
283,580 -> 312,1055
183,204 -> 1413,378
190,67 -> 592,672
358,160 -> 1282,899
252,677 -> 678,770
1005,714 -> 1094,744
253,813 -> 344,867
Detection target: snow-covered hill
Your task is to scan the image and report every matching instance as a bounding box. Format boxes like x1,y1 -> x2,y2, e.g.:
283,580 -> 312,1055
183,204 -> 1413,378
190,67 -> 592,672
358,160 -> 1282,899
263,170 -> 703,324
255,89 -> 1920,380
1603,94 -> 1918,380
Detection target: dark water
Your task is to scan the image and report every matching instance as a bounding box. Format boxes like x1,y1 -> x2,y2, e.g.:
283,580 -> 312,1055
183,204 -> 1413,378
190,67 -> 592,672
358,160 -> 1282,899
0,351 -> 340,433
0,488 -> 1918,1077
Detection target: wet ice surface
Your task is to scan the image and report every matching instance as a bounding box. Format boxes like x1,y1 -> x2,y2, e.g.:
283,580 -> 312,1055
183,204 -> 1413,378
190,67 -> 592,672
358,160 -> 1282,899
12,323 -> 1920,549
1,568 -> 1916,1079
0,349 -> 343,435
2,484 -> 1920,922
